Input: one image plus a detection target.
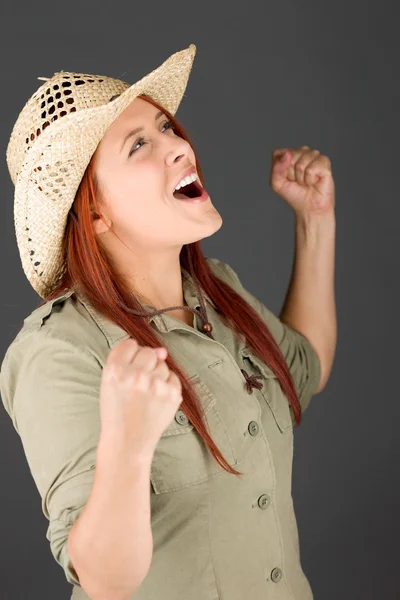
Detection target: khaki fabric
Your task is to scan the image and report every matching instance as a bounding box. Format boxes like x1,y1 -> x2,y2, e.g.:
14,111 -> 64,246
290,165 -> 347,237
0,258 -> 321,600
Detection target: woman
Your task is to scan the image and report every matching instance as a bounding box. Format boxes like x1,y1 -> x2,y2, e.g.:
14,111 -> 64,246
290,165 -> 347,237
0,44 -> 336,600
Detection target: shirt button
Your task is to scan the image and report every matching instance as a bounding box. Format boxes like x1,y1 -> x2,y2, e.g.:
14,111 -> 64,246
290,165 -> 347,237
175,410 -> 189,426
248,421 -> 259,436
271,567 -> 283,583
257,494 -> 271,509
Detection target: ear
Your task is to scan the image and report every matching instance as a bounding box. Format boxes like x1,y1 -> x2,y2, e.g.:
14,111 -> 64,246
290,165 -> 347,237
92,212 -> 112,235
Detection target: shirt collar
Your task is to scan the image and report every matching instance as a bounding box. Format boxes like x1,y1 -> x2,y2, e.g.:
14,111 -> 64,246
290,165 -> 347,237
68,266 -> 216,347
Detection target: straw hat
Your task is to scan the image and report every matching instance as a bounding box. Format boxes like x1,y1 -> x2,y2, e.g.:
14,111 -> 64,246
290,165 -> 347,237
6,44 -> 196,298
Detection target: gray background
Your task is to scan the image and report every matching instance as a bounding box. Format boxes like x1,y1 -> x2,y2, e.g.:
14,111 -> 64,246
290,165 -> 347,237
0,0 -> 398,598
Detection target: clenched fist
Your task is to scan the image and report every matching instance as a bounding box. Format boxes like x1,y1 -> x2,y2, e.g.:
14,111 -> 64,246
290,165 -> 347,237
270,146 -> 335,216
99,338 -> 183,457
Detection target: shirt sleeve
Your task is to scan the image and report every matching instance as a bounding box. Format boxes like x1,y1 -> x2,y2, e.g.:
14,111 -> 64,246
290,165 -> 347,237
207,257 -> 322,413
0,328 -> 103,586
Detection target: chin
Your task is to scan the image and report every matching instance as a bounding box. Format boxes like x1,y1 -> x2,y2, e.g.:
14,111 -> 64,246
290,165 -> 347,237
207,204 -> 223,231
211,211 -> 223,233
188,211 -> 223,244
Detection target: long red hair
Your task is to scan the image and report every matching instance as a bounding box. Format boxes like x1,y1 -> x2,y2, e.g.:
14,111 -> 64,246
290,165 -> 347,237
43,95 -> 302,476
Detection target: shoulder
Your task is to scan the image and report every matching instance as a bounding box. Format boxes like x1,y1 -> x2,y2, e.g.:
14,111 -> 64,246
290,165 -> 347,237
0,292 -> 109,417
5,291 -> 108,355
206,257 -> 242,288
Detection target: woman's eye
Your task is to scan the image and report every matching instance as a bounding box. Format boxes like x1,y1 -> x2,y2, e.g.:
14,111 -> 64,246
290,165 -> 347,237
161,120 -> 174,133
128,121 -> 173,156
129,137 -> 146,156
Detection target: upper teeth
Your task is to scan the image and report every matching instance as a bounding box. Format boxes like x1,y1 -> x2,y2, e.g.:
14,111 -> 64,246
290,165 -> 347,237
175,172 -> 198,191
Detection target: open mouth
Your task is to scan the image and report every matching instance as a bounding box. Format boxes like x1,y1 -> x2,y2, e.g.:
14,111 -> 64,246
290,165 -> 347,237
173,179 -> 203,200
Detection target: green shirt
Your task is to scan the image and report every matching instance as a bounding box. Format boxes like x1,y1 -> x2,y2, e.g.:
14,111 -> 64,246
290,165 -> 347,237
0,257 -> 321,600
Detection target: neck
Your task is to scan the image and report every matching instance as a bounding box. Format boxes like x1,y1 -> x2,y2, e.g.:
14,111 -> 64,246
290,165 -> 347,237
118,247 -> 186,311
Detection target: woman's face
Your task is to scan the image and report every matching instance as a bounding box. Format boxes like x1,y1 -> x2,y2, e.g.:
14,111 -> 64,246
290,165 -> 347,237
93,97 -> 222,251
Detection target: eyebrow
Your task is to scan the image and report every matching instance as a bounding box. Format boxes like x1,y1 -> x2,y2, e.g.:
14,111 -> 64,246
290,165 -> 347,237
120,110 -> 165,152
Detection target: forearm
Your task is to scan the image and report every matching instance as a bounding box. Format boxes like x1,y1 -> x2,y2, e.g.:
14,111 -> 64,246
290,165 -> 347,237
280,210 -> 337,391
67,433 -> 154,600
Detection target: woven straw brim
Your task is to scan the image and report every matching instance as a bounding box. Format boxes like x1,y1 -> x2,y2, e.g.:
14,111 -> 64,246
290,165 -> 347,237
12,45 -> 196,298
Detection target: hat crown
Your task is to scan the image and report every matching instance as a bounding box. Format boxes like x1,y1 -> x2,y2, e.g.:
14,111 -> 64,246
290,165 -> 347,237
7,71 -> 129,184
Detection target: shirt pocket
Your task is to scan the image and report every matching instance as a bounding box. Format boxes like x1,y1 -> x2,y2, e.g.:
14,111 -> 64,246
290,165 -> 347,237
150,374 -> 238,494
240,347 -> 293,433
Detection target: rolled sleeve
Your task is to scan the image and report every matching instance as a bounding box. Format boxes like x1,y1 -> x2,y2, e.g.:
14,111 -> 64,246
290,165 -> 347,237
0,329 -> 103,585
208,258 -> 321,412
268,320 -> 321,412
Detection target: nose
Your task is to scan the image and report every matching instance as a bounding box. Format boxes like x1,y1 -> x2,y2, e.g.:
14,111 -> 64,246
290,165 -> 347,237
164,135 -> 191,167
